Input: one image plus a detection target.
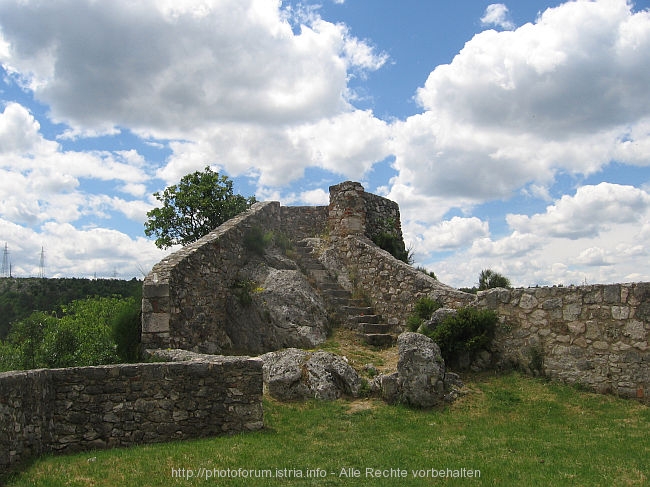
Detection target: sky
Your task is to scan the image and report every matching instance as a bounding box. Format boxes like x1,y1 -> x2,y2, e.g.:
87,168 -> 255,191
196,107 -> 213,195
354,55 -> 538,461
1,0 -> 650,288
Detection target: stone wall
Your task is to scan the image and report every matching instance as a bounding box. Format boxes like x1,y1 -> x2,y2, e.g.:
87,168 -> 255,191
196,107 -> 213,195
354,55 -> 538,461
328,181 -> 366,236
363,191 -> 404,245
328,181 -> 403,243
0,358 -> 263,473
142,202 -> 330,353
321,235 -> 475,328
478,284 -> 650,400
279,206 -> 328,240
142,202 -> 282,352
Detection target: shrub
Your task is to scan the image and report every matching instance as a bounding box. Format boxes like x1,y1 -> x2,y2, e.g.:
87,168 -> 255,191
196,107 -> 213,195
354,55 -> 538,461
111,298 -> 142,363
406,297 -> 441,331
243,226 -> 273,255
372,232 -> 412,264
478,269 -> 511,290
425,307 -> 498,365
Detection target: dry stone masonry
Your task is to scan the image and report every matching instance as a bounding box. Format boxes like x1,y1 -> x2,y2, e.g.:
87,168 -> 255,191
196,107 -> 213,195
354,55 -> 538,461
141,181 -> 649,401
480,284 -> 649,399
0,358 -> 263,473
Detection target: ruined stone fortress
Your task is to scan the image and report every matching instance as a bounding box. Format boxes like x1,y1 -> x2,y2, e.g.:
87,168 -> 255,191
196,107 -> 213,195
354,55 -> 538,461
141,180 -> 649,400
2,181 -> 648,472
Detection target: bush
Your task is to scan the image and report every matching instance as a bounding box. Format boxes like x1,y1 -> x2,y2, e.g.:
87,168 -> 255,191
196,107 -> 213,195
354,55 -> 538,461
406,297 -> 441,331
372,232 -> 412,264
0,296 -> 136,370
425,307 -> 498,365
478,269 -> 511,290
243,226 -> 273,255
111,298 -> 142,363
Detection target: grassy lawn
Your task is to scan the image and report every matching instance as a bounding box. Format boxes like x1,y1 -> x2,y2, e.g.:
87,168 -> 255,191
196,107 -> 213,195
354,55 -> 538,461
4,371 -> 649,486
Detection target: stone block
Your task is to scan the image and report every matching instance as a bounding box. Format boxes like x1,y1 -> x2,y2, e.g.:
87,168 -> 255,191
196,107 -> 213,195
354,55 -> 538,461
142,313 -> 170,333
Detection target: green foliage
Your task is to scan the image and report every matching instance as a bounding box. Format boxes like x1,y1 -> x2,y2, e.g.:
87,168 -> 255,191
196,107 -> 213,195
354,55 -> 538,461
4,312 -> 56,370
0,296 -> 138,371
406,296 -> 441,331
425,307 -> 498,365
371,232 -> 412,264
233,279 -> 258,307
144,167 -> 256,249
271,232 -> 293,254
478,268 -> 512,290
243,227 -> 273,255
0,277 -> 142,340
111,296 -> 142,363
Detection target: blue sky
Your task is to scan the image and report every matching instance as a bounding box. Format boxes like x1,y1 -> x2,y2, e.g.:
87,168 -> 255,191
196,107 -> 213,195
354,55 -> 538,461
1,0 -> 650,288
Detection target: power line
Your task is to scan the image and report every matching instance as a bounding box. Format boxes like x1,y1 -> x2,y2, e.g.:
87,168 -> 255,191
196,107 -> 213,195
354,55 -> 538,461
1,243 -> 9,277
39,246 -> 45,278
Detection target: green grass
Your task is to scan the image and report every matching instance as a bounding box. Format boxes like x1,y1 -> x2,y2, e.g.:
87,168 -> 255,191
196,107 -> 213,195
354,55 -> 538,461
5,372 -> 649,486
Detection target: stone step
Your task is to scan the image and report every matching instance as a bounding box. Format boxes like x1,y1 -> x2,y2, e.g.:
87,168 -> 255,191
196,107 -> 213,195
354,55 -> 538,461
326,297 -> 353,307
342,306 -> 374,316
323,289 -> 351,300
364,333 -> 394,347
318,281 -> 340,290
349,314 -> 381,324
363,323 -> 390,334
306,269 -> 331,281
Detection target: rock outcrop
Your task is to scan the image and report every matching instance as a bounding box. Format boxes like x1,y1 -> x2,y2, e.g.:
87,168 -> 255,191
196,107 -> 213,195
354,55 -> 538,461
260,348 -> 362,401
224,250 -> 330,354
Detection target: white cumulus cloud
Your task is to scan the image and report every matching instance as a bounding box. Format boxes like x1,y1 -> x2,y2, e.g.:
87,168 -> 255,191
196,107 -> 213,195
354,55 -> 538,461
481,4 -> 515,30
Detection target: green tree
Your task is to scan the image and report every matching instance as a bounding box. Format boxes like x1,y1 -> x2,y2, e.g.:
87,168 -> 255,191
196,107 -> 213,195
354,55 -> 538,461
0,296 -> 135,371
144,167 -> 256,249
478,268 -> 511,290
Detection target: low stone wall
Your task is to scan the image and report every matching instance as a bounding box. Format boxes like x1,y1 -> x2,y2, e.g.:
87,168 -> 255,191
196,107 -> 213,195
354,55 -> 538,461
0,358 -> 263,473
478,284 -> 650,400
322,235 -> 475,328
279,206 -> 328,240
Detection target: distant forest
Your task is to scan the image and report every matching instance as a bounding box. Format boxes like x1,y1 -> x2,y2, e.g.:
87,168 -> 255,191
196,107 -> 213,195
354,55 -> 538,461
0,277 -> 142,339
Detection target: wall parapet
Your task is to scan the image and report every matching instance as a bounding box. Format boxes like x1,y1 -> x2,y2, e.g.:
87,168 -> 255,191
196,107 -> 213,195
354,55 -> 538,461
321,235 -> 476,327
478,283 -> 650,400
0,358 -> 263,474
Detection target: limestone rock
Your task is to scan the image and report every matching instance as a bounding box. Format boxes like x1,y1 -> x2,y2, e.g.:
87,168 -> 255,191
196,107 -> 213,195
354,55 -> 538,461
259,348 -> 362,401
418,307 -> 457,335
373,372 -> 401,404
307,351 -> 362,399
397,332 -> 446,408
225,268 -> 329,354
260,348 -> 311,401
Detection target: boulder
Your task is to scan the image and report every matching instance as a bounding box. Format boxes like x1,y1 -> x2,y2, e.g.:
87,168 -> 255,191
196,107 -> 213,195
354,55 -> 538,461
259,348 -> 362,401
397,332 -> 447,408
418,307 -> 457,335
260,348 -> 311,401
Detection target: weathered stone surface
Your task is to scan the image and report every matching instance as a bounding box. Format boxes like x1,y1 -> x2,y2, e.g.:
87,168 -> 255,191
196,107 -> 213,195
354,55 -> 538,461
397,332 -> 446,408
260,348 -> 310,401
480,283 -> 650,400
419,307 -> 457,334
259,348 -> 361,401
0,359 -> 263,473
225,267 -> 329,354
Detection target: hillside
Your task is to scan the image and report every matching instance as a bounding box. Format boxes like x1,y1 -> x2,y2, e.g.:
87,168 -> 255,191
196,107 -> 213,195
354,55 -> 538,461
0,277 -> 142,339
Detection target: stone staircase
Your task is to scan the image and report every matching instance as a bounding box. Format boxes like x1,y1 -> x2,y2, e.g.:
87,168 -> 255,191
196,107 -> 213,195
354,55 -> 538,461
293,239 -> 394,347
